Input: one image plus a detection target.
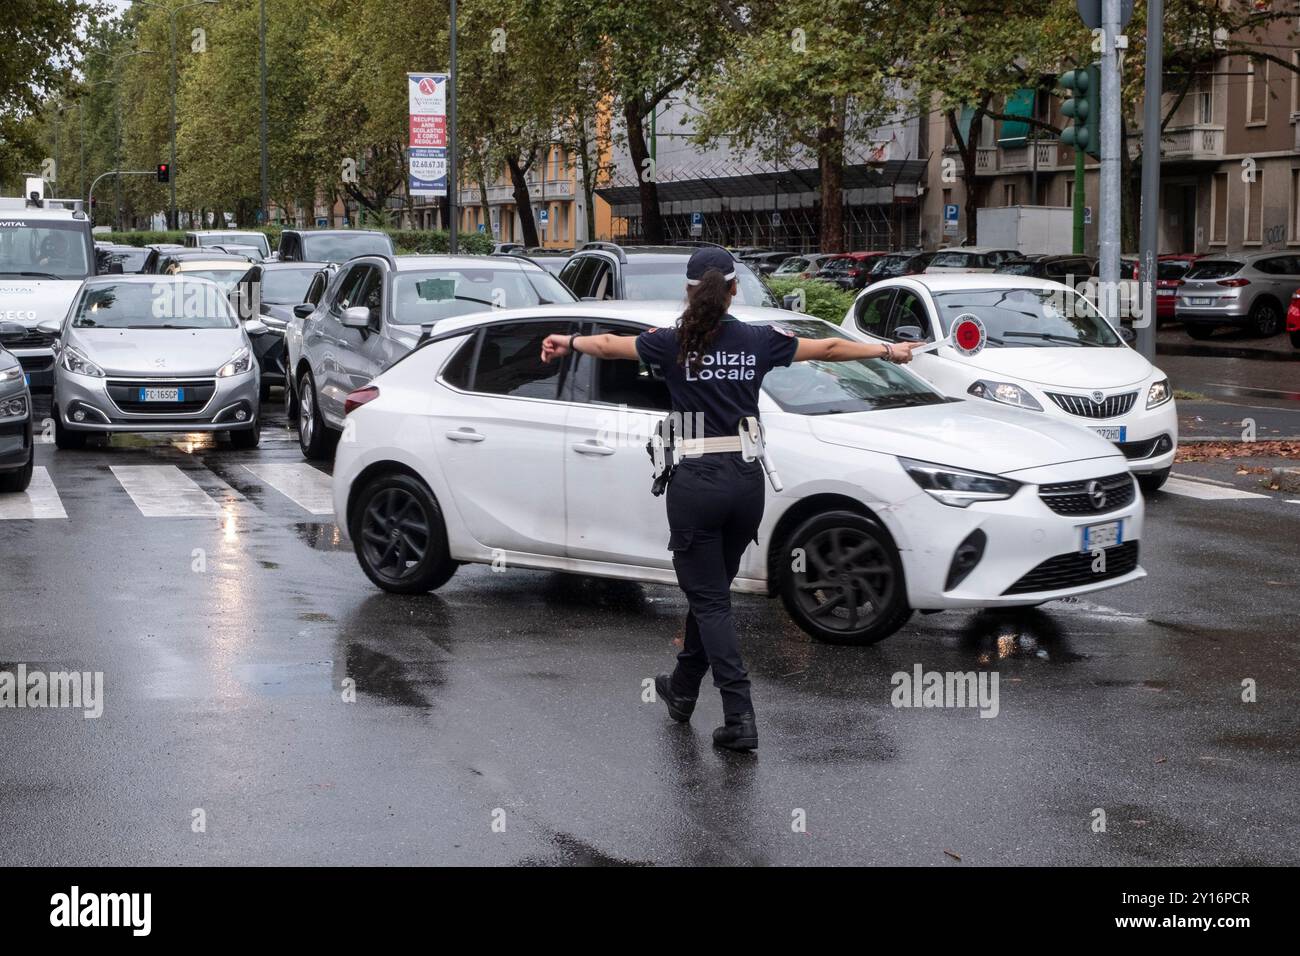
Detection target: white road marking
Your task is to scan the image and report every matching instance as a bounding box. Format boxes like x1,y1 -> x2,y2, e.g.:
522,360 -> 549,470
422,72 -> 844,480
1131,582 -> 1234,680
243,462 -> 333,514
110,464 -> 237,517
1162,476 -> 1268,501
0,466 -> 67,519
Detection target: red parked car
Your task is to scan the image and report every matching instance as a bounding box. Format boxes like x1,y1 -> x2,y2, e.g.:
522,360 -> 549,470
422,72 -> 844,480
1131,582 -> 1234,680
1154,254 -> 1202,323
1285,289 -> 1300,348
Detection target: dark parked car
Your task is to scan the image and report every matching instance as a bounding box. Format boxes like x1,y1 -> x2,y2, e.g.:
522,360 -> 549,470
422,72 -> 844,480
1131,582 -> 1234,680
814,252 -> 889,290
140,243 -> 188,273
0,322 -> 35,493
858,251 -> 934,289
229,261 -> 327,398
995,254 -> 1097,285
277,229 -> 395,264
740,251 -> 796,275
94,243 -> 149,275
556,241 -> 778,306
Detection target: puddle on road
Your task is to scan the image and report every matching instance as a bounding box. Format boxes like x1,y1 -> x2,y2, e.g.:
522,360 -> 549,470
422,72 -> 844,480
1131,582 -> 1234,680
293,522 -> 349,552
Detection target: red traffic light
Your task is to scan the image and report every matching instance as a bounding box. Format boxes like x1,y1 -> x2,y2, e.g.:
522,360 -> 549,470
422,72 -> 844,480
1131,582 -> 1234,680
156,163 -> 170,183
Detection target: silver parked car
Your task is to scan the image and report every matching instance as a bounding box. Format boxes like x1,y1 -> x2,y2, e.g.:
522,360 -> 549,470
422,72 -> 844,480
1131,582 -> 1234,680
42,275 -> 261,449
1174,252 -> 1296,338
291,253 -> 576,460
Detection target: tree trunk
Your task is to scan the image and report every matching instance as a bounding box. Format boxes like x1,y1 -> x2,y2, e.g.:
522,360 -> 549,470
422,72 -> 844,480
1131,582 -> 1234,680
624,98 -> 664,244
817,103 -> 847,252
577,121 -> 598,244
506,153 -> 539,247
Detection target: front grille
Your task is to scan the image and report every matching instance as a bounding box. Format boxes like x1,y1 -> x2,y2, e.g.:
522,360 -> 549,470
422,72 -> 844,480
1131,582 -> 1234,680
106,379 -> 215,414
1045,390 -> 1138,419
1003,541 -> 1139,595
2,329 -> 56,350
1039,472 -> 1136,515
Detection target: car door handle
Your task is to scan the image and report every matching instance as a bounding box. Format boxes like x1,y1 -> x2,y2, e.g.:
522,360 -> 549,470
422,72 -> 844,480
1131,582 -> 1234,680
445,428 -> 485,443
571,440 -> 615,456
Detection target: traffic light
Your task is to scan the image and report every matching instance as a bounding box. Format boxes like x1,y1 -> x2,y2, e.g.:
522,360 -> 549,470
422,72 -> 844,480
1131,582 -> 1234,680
1060,65 -> 1100,160
156,163 -> 170,183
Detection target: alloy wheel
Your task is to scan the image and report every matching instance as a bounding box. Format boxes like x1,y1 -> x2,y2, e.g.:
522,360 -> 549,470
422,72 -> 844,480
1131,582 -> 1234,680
791,526 -> 896,633
359,487 -> 430,582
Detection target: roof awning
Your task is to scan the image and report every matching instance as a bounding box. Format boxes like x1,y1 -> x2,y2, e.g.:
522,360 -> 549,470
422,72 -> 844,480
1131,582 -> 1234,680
997,88 -> 1036,148
594,159 -> 928,209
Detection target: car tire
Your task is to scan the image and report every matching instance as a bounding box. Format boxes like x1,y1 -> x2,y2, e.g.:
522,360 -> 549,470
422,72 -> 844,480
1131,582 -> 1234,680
1137,467 -> 1171,494
53,409 -> 86,450
1248,301 -> 1282,337
297,370 -> 334,461
284,376 -> 299,422
1185,324 -> 1215,340
230,419 -> 261,450
259,379 -> 273,402
777,509 -> 912,645
350,471 -> 457,594
1291,330 -> 1300,349
0,453 -> 33,493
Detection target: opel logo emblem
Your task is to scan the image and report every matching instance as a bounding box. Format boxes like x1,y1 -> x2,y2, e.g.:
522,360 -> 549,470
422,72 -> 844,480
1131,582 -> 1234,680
1091,390 -> 1105,403
1086,480 -> 1107,509
154,357 -> 166,368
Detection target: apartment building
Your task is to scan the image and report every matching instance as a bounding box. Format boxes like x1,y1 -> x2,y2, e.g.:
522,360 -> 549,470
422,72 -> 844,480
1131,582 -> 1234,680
923,16 -> 1300,256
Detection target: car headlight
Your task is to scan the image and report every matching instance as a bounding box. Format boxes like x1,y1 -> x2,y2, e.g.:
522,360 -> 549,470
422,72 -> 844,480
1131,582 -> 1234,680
899,457 -> 1023,508
62,345 -> 106,378
1146,378 -> 1172,409
0,366 -> 23,386
967,379 -> 1043,411
216,346 -> 253,378
0,394 -> 28,421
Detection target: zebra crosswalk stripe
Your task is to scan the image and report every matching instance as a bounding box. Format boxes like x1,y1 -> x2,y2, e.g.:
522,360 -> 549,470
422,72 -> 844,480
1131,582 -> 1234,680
0,466 -> 68,520
1162,476 -> 1268,501
242,463 -> 334,514
109,464 -> 243,517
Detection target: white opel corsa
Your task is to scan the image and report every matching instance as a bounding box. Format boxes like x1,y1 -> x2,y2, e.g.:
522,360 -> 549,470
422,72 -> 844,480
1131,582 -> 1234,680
840,274 -> 1178,493
332,302 -> 1146,646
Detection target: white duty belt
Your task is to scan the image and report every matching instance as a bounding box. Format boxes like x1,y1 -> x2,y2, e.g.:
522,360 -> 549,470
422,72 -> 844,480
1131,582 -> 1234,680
652,416 -> 783,492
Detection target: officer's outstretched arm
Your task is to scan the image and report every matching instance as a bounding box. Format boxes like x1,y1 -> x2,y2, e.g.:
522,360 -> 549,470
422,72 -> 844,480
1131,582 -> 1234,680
541,332 -> 639,363
795,338 -> 919,364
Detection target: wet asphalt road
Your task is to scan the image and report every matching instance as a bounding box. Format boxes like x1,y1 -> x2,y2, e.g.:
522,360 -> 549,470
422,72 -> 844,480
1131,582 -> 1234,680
1,393 -> 1297,867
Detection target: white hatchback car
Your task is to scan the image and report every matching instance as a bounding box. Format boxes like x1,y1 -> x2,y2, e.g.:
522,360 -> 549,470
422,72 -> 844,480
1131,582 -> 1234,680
842,274 -> 1178,492
332,302 -> 1146,646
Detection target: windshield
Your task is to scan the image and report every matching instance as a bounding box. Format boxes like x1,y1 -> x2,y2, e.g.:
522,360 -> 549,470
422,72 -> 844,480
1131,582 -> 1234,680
932,287 -> 1123,348
759,318 -> 948,414
72,280 -> 238,329
774,257 -> 808,274
197,232 -> 270,256
259,267 -> 317,302
301,233 -> 394,263
622,259 -> 777,307
176,267 -> 246,294
1185,260 -> 1241,280
996,261 -> 1039,276
1157,260 -> 1192,281
101,247 -> 149,272
930,251 -> 979,268
0,218 -> 92,280
870,254 -> 909,277
391,266 -> 575,325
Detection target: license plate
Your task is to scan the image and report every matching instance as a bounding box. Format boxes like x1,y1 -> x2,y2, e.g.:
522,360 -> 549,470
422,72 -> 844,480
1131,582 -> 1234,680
139,387 -> 182,402
1187,297 -> 1211,306
1081,519 -> 1123,554
1156,288 -> 1174,296
1092,425 -> 1127,441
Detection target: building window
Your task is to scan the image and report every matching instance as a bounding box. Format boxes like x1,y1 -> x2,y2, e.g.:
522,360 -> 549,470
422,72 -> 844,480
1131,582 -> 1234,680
1245,171 -> 1263,243
1003,183 -> 1017,206
1292,169 -> 1300,240
1065,177 -> 1074,208
1211,172 -> 1228,244
1292,51 -> 1300,117
1247,57 -> 1268,125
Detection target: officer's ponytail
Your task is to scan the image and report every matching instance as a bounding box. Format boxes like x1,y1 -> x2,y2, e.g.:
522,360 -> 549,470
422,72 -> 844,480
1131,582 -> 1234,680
676,269 -> 732,369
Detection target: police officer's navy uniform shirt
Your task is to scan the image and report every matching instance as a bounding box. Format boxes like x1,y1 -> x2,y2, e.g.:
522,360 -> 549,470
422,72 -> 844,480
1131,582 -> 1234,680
635,316 -> 799,438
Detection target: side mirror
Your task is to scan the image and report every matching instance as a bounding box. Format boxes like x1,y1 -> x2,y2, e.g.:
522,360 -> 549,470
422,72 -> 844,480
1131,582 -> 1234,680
293,303 -> 315,319
341,306 -> 371,329
894,325 -> 925,342
108,261 -> 124,274
781,293 -> 800,311
244,319 -> 268,334
37,319 -> 62,337
0,321 -> 27,343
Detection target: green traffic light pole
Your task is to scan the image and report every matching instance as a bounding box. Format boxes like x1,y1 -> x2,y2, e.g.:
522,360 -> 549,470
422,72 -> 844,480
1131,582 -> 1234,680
1073,148 -> 1085,255
1061,65 -> 1099,256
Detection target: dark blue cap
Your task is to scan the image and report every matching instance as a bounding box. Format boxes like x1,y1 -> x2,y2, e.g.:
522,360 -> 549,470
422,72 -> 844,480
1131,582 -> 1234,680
685,247 -> 737,285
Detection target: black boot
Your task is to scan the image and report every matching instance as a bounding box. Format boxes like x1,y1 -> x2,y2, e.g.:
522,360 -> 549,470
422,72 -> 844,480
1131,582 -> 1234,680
655,674 -> 696,723
712,712 -> 758,752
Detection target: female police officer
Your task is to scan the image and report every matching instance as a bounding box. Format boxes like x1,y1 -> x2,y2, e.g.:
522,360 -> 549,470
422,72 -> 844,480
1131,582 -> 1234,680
540,247 -> 918,751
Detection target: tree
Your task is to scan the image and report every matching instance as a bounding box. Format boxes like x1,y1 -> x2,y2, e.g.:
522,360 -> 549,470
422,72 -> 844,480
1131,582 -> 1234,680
695,0 -> 910,252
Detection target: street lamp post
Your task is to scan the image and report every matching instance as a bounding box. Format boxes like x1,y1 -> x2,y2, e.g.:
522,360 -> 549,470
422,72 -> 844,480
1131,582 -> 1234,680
129,0 -> 219,229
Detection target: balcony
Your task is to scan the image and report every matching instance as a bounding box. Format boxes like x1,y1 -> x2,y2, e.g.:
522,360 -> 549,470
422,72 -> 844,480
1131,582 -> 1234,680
1159,124 -> 1224,161
458,179 -> 575,205
997,140 -> 1064,171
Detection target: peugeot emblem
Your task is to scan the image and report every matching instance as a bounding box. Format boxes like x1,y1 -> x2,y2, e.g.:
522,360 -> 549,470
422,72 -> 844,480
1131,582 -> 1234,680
1091,390 -> 1105,404
1086,480 -> 1107,509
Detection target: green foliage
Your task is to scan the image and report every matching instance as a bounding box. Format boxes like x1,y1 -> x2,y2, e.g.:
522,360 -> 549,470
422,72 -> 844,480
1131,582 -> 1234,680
767,278 -> 855,326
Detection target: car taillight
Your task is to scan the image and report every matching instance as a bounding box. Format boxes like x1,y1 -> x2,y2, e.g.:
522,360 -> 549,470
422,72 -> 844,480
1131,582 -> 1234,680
1288,293 -> 1300,330
1217,278 -> 1250,287
1173,279 -> 1184,286
344,385 -> 379,414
